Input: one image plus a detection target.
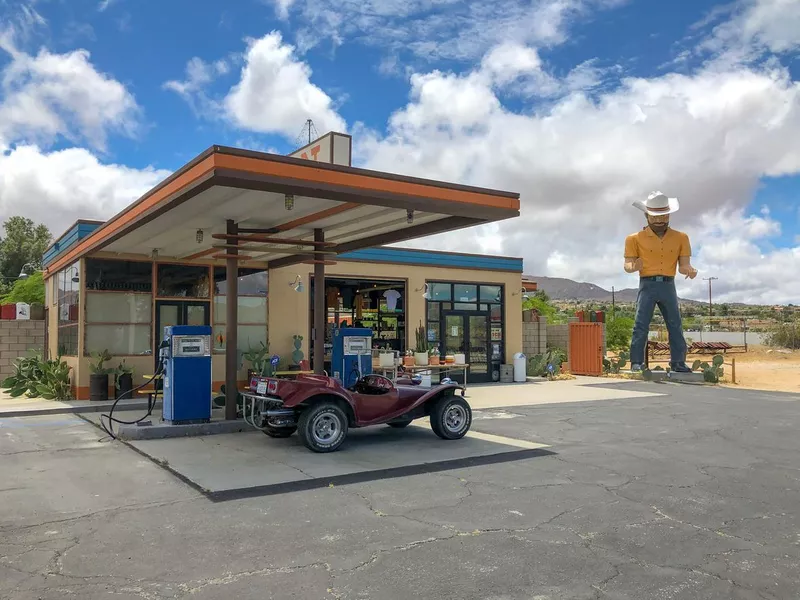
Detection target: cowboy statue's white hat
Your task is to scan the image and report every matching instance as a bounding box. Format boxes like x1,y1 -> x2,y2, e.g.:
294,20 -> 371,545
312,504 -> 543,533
632,191 -> 679,216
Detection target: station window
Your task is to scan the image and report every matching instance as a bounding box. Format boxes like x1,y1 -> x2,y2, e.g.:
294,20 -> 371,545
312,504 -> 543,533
84,259 -> 153,356
57,262 -> 80,356
212,268 -> 268,354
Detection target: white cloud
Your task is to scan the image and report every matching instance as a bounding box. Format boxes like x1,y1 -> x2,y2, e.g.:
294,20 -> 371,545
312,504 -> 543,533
288,0 -> 626,61
163,57 -> 229,117
355,40 -> 800,303
0,27 -> 164,237
0,38 -> 141,152
223,32 -> 347,138
269,0 -> 296,20
700,0 -> 800,60
0,144 -> 170,235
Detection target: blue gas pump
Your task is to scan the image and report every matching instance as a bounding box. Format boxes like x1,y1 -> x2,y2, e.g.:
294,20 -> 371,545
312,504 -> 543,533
331,327 -> 372,388
162,325 -> 212,424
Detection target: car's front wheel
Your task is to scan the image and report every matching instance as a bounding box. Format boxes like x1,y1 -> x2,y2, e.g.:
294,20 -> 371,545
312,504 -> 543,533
297,403 -> 349,452
430,396 -> 472,440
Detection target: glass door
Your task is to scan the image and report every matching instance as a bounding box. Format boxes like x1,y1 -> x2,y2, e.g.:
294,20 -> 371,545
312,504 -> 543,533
154,301 -> 210,366
442,312 -> 491,384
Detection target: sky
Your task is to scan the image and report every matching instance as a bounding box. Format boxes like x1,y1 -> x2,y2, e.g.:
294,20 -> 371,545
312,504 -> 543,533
0,0 -> 799,305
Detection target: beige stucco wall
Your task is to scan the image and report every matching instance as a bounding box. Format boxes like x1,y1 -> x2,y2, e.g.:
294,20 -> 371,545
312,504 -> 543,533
268,261 -> 523,365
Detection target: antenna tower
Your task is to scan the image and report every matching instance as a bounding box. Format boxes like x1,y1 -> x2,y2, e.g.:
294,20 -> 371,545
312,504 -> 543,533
295,119 -> 319,147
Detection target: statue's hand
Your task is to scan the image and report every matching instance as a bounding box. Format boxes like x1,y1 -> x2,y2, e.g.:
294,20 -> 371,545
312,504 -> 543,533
632,258 -> 643,272
685,267 -> 698,280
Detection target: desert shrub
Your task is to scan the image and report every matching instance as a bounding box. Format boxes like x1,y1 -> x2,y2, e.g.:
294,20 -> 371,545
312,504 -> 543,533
764,322 -> 800,350
605,317 -> 634,351
1,351 -> 72,400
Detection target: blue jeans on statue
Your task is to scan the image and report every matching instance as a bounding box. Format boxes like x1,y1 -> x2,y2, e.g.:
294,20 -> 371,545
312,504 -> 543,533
629,276 -> 687,368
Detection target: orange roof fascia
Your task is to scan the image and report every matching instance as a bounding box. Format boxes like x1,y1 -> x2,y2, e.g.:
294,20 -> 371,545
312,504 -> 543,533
213,154 -> 520,211
46,155 -> 216,275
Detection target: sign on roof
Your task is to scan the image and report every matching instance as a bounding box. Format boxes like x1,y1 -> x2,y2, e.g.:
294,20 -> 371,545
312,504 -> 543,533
288,132 -> 352,167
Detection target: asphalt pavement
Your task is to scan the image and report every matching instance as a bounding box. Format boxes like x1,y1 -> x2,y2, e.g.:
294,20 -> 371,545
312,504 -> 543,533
1,380 -> 799,599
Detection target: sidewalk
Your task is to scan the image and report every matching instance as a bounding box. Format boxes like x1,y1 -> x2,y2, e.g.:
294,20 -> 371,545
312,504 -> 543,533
0,391 -> 158,418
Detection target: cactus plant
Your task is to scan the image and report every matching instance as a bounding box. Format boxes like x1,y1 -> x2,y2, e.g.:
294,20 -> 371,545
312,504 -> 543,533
291,335 -> 304,365
603,350 -> 629,374
414,321 -> 428,354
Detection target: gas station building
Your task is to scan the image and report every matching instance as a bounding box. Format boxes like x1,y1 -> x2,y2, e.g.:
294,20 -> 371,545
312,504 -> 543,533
41,133 -> 523,409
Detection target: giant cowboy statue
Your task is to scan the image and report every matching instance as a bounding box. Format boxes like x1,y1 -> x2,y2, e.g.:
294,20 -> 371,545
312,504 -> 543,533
624,191 -> 698,373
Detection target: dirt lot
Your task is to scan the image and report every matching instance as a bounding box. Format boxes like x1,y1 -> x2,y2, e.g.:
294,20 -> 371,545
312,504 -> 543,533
718,345 -> 800,394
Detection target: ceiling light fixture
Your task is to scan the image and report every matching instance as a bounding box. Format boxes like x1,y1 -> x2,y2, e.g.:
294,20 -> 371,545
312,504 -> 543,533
285,194 -> 295,211
196,229 -> 204,244
407,209 -> 414,224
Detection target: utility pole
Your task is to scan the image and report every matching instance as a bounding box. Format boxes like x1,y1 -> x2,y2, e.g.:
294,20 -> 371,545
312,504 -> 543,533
611,286 -> 616,320
703,277 -> 718,332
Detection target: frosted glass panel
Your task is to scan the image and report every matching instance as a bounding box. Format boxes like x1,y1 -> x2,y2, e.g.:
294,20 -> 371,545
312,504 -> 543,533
212,324 -> 267,353
86,293 -> 151,324
86,324 -> 151,355
214,296 -> 267,324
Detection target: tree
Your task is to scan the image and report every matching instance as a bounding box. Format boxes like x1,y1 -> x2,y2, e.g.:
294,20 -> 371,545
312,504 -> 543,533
1,271 -> 45,305
606,316 -> 635,351
0,217 -> 52,281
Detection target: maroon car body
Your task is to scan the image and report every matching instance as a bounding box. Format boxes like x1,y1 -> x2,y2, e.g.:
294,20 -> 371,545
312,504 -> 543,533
244,373 -> 471,453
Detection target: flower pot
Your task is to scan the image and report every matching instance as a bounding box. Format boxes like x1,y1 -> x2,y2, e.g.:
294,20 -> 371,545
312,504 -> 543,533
379,353 -> 394,368
403,356 -> 415,367
445,355 -> 455,364
90,373 -> 109,402
429,355 -> 440,366
115,373 -> 133,400
454,353 -> 466,365
414,352 -> 429,366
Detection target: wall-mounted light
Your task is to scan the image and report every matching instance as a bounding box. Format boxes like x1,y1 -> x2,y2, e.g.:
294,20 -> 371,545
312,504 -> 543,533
407,209 -> 414,224
416,283 -> 430,300
70,266 -> 80,284
289,275 -> 304,292
285,194 -> 295,211
196,229 -> 204,244
18,262 -> 40,280
151,249 -> 159,260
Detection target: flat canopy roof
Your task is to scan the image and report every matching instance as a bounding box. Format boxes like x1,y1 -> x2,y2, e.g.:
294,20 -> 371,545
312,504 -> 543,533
45,145 -> 520,275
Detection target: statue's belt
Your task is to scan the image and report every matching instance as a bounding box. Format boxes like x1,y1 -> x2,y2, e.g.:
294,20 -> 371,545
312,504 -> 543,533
640,275 -> 674,282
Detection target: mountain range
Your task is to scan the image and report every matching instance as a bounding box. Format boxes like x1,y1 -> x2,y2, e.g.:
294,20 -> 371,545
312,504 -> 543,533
527,276 -> 703,305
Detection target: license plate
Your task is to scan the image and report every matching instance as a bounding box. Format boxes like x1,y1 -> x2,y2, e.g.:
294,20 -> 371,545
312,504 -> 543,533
256,381 -> 267,395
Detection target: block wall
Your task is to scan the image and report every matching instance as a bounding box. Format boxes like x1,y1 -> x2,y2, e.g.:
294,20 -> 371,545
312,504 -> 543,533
0,321 -> 46,379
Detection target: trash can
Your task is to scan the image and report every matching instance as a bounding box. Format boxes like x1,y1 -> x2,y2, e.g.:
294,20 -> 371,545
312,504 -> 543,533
513,352 -> 527,383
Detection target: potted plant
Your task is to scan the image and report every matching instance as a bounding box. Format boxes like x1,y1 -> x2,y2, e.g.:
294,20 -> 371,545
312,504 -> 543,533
89,350 -> 113,402
243,342 -> 270,380
414,322 -> 429,366
114,360 -> 134,400
429,346 -> 441,366
403,349 -> 415,367
378,344 -> 395,368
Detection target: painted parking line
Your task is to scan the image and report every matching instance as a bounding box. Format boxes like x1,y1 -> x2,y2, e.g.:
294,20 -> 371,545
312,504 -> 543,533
409,419 -> 550,450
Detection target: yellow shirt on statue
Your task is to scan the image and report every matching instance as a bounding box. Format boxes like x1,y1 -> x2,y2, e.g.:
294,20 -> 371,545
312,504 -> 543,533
624,227 -> 691,277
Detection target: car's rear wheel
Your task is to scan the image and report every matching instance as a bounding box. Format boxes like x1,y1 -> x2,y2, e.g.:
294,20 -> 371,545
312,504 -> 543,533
430,396 -> 472,440
297,403 -> 349,452
262,426 -> 296,438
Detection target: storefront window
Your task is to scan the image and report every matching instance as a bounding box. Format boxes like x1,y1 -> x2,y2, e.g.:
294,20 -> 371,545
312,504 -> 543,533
212,268 -> 268,354
85,258 -> 152,292
428,283 -> 451,301
480,285 -> 502,303
57,262 -> 79,356
83,259 -> 153,356
157,264 -> 211,298
453,284 -> 478,303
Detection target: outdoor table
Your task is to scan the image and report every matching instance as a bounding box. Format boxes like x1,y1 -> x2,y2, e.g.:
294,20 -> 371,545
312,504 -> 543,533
396,363 -> 470,390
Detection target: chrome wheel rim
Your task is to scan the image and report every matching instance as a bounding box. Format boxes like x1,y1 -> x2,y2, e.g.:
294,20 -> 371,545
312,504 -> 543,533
312,413 -> 341,445
444,404 -> 468,433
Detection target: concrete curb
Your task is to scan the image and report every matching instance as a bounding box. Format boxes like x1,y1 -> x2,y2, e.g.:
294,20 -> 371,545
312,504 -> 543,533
117,418 -> 250,440
0,400 -> 162,419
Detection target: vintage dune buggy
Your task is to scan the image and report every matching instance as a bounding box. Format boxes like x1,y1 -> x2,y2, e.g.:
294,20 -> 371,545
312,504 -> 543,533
241,373 -> 472,453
